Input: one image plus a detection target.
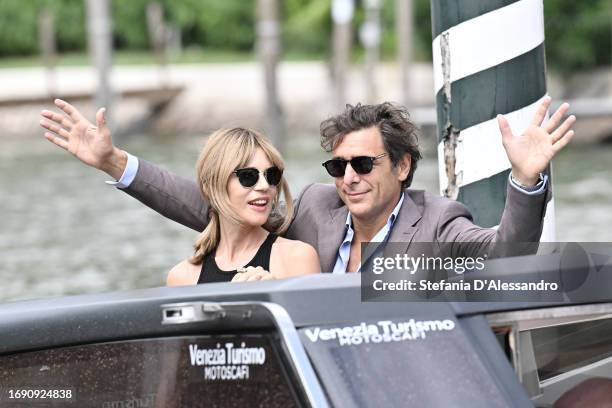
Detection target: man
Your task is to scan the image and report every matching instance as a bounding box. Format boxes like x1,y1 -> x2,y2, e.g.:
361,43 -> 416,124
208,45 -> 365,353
40,97 -> 575,273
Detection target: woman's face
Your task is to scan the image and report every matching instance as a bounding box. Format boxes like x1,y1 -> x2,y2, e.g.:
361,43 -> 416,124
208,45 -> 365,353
227,147 -> 278,228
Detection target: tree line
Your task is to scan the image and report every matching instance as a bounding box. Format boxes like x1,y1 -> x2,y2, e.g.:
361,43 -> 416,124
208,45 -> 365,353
0,0 -> 609,75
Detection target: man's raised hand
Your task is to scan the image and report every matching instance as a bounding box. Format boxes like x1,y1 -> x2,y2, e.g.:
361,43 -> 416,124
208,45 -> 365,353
40,99 -> 127,180
497,96 -> 576,186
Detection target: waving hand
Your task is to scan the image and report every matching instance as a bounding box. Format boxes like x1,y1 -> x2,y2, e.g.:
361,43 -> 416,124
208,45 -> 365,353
498,96 -> 576,186
40,99 -> 126,179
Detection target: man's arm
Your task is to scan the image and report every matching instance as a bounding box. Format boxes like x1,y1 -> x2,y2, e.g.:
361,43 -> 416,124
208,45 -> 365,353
40,99 -> 209,232
124,159 -> 208,232
437,182 -> 548,257
437,96 -> 575,257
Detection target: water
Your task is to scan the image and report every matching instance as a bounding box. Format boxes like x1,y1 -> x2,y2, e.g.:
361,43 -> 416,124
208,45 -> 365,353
1,135 -> 610,302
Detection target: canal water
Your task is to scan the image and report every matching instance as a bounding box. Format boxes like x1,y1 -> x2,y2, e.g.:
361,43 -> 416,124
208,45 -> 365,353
1,134 -> 611,302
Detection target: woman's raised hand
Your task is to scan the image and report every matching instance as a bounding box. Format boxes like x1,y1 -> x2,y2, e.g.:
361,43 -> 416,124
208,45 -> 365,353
40,99 -> 126,179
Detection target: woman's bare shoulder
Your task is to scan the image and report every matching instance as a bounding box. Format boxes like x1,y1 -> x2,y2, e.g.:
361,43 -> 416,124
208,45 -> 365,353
167,259 -> 201,286
272,237 -> 320,276
274,236 -> 317,253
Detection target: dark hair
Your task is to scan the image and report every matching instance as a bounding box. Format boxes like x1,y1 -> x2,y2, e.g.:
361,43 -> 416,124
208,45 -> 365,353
320,102 -> 422,188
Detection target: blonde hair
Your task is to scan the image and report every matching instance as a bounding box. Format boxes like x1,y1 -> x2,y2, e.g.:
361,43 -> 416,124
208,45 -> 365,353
189,128 -> 294,264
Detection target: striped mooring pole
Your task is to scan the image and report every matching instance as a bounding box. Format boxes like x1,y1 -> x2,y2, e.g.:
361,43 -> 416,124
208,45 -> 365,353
430,0 -> 555,240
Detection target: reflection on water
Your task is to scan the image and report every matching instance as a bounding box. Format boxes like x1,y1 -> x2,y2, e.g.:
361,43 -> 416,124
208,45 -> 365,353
0,135 -> 610,302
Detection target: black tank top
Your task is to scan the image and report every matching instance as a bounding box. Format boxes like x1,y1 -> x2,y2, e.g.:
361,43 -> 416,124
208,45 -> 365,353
198,234 -> 278,284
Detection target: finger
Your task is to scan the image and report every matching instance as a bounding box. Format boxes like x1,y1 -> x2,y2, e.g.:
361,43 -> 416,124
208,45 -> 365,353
41,110 -> 74,130
231,273 -> 247,283
95,107 -> 107,129
44,132 -> 69,151
233,270 -> 259,282
39,119 -> 71,139
551,115 -> 576,143
54,99 -> 85,122
497,115 -> 513,143
531,95 -> 552,126
552,130 -> 575,154
544,102 -> 570,133
246,274 -> 263,282
245,267 -> 266,275
260,274 -> 275,281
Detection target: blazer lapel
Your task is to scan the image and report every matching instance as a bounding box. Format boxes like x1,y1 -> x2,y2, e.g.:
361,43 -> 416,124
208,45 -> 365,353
387,192 -> 423,254
317,191 -> 423,271
319,206 -> 349,272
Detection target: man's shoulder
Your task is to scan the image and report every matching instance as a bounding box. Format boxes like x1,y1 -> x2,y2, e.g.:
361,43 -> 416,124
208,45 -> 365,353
297,183 -> 343,209
300,182 -> 338,196
404,188 -> 470,218
405,188 -> 453,208
296,185 -> 465,213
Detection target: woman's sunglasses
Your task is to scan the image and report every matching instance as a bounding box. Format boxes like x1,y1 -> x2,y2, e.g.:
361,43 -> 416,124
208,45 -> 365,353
233,166 -> 283,188
322,153 -> 387,177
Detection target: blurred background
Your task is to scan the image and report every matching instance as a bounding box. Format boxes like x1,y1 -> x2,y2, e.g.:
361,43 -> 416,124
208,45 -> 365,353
0,0 -> 610,302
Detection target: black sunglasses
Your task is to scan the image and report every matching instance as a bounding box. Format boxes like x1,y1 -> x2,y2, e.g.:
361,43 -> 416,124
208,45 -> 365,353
322,153 -> 387,177
233,166 -> 283,188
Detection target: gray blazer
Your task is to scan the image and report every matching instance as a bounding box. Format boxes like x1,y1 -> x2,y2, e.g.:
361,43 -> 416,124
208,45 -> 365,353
125,160 -> 548,271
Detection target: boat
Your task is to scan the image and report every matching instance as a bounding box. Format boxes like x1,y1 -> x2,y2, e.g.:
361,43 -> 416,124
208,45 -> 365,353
1,247 -> 612,407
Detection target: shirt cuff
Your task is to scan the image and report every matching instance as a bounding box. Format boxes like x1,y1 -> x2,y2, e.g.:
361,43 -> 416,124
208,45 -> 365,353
508,173 -> 548,196
105,152 -> 139,189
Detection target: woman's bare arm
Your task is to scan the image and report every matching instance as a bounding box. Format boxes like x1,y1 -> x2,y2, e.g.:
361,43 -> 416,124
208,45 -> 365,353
167,260 -> 201,286
271,239 -> 321,278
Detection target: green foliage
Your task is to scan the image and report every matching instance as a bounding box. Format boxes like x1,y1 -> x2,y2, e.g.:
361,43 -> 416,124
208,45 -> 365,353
543,0 -> 611,75
49,0 -> 86,52
0,0 -> 608,76
164,0 -> 256,51
406,0 -> 610,74
0,1 -> 39,56
113,0 -> 150,49
348,0 -> 432,62
283,0 -> 331,55
378,0 -> 433,60
379,0 -> 397,58
413,0 -> 433,61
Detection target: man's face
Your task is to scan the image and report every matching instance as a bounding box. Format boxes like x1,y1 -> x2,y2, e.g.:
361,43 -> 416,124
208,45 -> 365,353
331,127 -> 411,223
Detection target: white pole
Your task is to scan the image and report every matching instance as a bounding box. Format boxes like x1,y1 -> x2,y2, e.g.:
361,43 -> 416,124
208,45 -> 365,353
431,0 -> 555,239
85,0 -> 114,125
359,0 -> 382,103
257,0 -> 285,153
332,0 -> 354,109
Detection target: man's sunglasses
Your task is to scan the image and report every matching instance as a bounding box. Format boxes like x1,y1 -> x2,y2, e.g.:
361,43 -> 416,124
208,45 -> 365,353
322,153 -> 387,177
233,166 -> 283,188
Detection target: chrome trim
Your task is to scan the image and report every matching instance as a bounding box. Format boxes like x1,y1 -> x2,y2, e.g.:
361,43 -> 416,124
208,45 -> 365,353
487,302 -> 612,395
487,303 -> 612,330
161,302 -> 226,324
259,302 -> 329,408
541,355 -> 612,388
160,301 -> 329,408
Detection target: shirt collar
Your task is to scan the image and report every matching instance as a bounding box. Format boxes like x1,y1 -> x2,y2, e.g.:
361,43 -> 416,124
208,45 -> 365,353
343,192 -> 405,234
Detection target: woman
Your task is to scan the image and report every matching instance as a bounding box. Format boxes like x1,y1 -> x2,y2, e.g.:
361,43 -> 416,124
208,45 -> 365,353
39,99 -> 320,285
166,127 -> 321,285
